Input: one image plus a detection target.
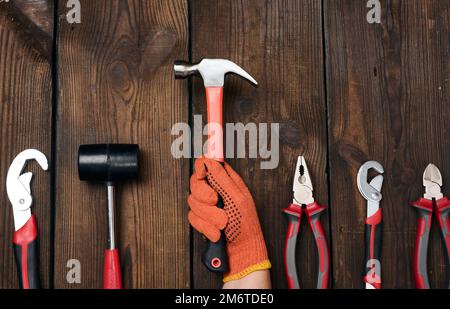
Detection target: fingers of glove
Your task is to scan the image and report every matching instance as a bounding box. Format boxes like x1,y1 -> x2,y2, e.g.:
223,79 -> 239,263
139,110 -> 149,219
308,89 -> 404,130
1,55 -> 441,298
201,159 -> 242,198
193,158 -> 208,180
223,162 -> 253,198
188,195 -> 228,230
188,211 -> 221,242
190,173 -> 218,205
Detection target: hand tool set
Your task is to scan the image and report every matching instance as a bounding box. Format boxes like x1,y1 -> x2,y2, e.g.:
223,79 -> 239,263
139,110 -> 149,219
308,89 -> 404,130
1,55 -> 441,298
410,163 -> 450,289
6,149 -> 48,289
78,144 -> 140,289
357,161 -> 384,289
173,58 -> 258,274
2,58 -> 448,290
283,156 -> 330,289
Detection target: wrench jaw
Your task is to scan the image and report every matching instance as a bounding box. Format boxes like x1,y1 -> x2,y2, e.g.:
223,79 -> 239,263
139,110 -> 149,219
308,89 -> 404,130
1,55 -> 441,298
6,149 -> 48,231
357,161 -> 384,203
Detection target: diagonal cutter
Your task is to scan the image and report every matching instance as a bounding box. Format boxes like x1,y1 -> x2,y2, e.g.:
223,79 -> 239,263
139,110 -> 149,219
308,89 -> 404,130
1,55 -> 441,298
283,156 -> 330,289
411,163 -> 450,289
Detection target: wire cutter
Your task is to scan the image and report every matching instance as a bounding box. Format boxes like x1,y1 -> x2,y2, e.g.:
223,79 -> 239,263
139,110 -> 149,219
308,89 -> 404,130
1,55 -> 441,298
283,156 -> 330,289
6,149 -> 48,289
410,163 -> 450,289
357,161 -> 384,289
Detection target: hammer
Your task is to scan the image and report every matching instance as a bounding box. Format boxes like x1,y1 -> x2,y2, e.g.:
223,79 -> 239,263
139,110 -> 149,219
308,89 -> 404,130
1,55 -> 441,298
173,58 -> 258,273
78,144 -> 139,289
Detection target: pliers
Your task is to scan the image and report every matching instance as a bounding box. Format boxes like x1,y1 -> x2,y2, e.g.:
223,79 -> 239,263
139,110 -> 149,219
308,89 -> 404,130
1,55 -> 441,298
357,161 -> 384,289
6,149 -> 48,289
283,156 -> 330,289
410,163 -> 450,289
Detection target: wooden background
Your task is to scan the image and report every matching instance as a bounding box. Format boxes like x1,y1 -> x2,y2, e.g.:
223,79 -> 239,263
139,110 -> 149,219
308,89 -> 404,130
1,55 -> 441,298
0,0 -> 448,289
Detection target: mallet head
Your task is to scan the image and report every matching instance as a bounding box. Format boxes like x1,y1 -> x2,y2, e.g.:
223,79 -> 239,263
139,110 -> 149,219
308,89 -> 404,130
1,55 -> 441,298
174,58 -> 258,87
78,144 -> 139,184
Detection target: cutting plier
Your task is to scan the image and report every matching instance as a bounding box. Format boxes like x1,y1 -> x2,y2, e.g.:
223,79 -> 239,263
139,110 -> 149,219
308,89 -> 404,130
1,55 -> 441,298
283,156 -> 330,289
6,149 -> 48,289
410,163 -> 450,289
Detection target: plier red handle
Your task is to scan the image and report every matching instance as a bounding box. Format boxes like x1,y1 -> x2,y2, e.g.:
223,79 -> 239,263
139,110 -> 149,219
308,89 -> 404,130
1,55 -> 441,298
283,156 -> 330,289
411,164 -> 450,289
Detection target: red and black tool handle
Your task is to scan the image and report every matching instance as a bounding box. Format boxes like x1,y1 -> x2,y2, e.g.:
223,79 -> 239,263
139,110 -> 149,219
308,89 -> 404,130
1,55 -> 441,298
202,198 -> 228,273
13,214 -> 40,289
411,198 -> 433,289
283,204 -> 302,289
201,86 -> 229,273
363,208 -> 382,289
283,203 -> 329,289
435,197 -> 450,289
305,202 -> 330,289
104,249 -> 122,289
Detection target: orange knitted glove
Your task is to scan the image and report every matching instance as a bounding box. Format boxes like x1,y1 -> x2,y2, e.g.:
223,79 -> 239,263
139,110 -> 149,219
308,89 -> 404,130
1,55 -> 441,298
188,157 -> 271,282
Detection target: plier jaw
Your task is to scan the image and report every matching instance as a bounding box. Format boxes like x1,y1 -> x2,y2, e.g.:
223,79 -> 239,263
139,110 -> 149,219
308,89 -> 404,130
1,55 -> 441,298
292,156 -> 314,206
423,163 -> 444,200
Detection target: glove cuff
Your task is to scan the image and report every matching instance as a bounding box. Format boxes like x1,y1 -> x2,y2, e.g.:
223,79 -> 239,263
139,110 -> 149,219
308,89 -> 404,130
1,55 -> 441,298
222,231 -> 271,282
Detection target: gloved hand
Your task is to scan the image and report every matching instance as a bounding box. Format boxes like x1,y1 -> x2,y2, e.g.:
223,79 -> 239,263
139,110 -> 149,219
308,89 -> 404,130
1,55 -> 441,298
188,157 -> 271,282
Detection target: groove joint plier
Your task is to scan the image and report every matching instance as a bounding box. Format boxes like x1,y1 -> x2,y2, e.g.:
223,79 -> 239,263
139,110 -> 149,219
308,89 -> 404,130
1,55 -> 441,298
6,149 -> 48,289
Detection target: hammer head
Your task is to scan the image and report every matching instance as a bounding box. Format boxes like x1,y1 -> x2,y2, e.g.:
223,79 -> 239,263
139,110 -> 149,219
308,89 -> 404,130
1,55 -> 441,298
78,144 -> 139,184
174,58 -> 258,87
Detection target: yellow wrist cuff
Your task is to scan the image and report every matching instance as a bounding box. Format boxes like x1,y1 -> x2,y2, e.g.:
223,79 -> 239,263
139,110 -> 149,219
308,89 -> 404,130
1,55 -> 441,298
223,260 -> 272,283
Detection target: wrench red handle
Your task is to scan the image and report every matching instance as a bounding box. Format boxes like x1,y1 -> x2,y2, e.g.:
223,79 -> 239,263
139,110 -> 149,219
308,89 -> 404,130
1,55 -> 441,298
103,249 -> 122,289
411,198 -> 433,289
435,198 -> 450,289
13,214 -> 40,289
306,202 -> 330,289
283,204 -> 302,289
363,208 -> 382,289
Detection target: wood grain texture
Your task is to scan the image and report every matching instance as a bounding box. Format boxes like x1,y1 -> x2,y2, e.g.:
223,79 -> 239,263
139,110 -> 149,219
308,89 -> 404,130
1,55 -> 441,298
0,12 -> 52,288
54,0 -> 189,288
1,0 -> 53,60
325,0 -> 450,288
190,0 -> 328,288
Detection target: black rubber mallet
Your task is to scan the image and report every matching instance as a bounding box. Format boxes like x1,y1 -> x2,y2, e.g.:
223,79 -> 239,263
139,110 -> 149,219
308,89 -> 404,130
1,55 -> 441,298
78,144 -> 139,289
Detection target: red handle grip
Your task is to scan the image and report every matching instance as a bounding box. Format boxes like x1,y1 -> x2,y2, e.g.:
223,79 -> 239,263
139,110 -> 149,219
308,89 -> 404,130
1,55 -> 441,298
283,204 -> 303,289
306,202 -> 330,289
363,208 -> 382,289
435,197 -> 450,289
13,214 -> 39,289
205,87 -> 224,162
411,198 -> 433,289
103,249 -> 122,289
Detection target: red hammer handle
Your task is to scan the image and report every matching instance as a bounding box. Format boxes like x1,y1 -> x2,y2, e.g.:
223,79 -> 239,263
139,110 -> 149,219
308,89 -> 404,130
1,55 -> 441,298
205,87 -> 224,162
201,86 -> 229,273
103,249 -> 122,289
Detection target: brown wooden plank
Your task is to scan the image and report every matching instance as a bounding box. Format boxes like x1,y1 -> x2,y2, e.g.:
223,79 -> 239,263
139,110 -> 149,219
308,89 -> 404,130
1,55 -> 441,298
54,0 -> 189,288
325,0 -> 450,288
0,8 -> 52,288
190,0 -> 328,288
